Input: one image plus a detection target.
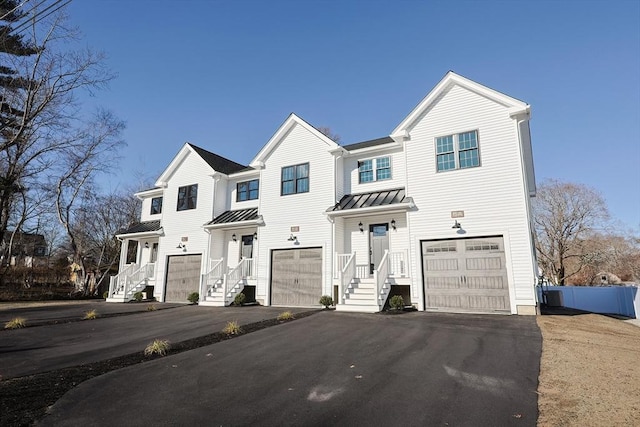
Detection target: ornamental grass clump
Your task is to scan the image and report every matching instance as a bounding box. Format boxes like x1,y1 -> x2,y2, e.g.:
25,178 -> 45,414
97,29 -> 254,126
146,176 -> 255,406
146,304 -> 157,311
4,317 -> 26,329
83,310 -> 98,320
144,339 -> 171,356
277,311 -> 295,321
223,320 -> 242,336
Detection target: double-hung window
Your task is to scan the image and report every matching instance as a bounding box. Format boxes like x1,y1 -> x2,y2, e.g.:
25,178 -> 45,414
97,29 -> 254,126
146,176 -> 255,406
281,163 -> 309,195
177,184 -> 198,211
150,197 -> 163,215
237,179 -> 259,202
358,156 -> 391,183
436,130 -> 480,172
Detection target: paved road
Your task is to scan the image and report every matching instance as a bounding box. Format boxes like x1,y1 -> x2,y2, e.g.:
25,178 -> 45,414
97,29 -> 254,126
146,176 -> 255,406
41,311 -> 541,426
0,304 -> 312,379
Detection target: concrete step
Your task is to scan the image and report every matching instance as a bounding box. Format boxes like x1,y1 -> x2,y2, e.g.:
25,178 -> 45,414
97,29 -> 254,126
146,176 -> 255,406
336,303 -> 380,313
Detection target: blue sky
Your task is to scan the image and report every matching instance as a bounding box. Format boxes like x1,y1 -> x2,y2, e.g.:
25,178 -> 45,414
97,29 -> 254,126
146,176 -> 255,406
67,0 -> 640,230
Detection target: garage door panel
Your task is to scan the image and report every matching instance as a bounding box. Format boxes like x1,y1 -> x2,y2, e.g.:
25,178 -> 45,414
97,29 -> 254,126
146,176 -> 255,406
423,237 -> 510,313
271,248 -> 322,307
165,255 -> 202,303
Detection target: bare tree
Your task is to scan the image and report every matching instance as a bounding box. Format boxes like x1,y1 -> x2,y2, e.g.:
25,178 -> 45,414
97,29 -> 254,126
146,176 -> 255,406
0,5 -> 114,268
533,179 -> 610,285
52,110 -> 125,293
316,126 -> 341,143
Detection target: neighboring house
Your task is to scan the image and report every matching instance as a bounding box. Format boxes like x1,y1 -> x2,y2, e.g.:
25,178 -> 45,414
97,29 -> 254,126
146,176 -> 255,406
108,71 -> 538,315
0,231 -> 47,267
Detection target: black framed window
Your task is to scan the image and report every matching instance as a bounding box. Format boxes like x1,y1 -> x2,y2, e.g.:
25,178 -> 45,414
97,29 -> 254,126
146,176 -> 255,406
177,184 -> 198,211
281,163 -> 309,195
150,197 -> 163,215
237,179 -> 259,202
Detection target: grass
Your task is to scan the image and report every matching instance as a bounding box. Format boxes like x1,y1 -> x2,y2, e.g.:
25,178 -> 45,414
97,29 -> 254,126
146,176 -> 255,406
4,317 -> 27,329
277,311 -> 295,321
144,339 -> 171,356
83,310 -> 98,320
146,305 -> 157,311
222,320 -> 242,335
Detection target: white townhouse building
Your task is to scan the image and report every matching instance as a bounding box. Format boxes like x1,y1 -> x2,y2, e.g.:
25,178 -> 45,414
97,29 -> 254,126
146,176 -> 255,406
108,71 -> 538,315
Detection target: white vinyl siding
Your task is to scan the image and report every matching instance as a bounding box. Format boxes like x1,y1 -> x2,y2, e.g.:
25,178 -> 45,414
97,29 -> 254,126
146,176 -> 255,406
152,151 -> 214,301
344,148 -> 405,194
405,83 -> 536,312
255,122 -> 334,303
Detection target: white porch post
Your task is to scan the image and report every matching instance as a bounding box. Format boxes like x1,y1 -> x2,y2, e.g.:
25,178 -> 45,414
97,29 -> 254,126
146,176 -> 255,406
119,239 -> 130,271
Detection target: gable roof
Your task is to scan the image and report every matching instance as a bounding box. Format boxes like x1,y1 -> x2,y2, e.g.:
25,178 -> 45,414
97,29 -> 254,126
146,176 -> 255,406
250,113 -> 340,168
155,143 -> 247,186
342,136 -> 395,151
391,71 -> 530,138
188,144 -> 247,175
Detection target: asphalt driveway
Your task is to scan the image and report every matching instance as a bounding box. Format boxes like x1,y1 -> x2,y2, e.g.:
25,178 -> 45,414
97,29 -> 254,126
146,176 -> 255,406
0,303 -> 312,379
40,311 -> 541,426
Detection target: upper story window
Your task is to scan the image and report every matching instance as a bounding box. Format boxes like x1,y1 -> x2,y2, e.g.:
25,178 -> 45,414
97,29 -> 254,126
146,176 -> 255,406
237,179 -> 259,202
281,163 -> 309,195
358,156 -> 391,183
150,197 -> 163,215
177,184 -> 197,211
436,130 -> 480,172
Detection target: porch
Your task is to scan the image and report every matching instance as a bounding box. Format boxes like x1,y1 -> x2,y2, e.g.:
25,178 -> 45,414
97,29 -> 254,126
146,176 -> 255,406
334,250 -> 410,312
201,207 -> 263,306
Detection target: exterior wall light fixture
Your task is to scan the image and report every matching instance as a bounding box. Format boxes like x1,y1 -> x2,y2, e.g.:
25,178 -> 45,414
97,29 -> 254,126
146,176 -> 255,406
358,222 -> 364,233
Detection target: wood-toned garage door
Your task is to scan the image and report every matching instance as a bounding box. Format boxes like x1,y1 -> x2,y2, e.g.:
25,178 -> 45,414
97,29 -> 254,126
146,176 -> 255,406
422,237 -> 510,313
271,248 -> 322,307
165,254 -> 202,303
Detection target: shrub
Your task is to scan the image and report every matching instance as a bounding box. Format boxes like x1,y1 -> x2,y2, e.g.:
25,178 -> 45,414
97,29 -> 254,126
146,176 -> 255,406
277,311 -> 295,321
233,292 -> 246,306
187,292 -> 199,304
222,320 -> 242,335
133,291 -> 143,302
4,317 -> 26,329
144,339 -> 170,356
389,295 -> 404,311
83,309 -> 98,320
103,291 -> 109,299
146,304 -> 157,311
319,295 -> 333,309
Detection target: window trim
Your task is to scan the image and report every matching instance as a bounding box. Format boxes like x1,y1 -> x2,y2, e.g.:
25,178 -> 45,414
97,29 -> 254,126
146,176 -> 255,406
435,130 -> 480,172
236,179 -> 259,202
150,196 -> 163,215
176,184 -> 198,211
281,163 -> 310,196
358,156 -> 392,184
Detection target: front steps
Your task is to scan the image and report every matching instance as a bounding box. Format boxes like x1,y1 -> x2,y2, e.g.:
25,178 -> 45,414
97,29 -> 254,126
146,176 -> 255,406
336,279 -> 386,313
200,281 -> 245,307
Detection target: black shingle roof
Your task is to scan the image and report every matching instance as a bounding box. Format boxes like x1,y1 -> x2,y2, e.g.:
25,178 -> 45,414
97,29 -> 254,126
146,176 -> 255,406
328,189 -> 407,212
119,220 -> 162,235
342,136 -> 395,151
207,208 -> 259,225
188,143 -> 248,175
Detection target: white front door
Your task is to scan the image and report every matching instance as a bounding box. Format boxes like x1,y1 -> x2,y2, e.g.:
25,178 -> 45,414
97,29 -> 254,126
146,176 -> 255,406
369,223 -> 389,274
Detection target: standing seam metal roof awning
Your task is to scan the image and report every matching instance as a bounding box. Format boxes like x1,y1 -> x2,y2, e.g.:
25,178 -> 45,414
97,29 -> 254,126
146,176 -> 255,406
328,189 -> 409,213
206,208 -> 260,226
116,220 -> 163,239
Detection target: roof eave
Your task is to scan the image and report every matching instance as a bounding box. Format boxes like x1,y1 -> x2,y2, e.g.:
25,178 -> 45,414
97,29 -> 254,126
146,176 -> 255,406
325,200 -> 415,218
203,217 -> 265,230
116,229 -> 164,239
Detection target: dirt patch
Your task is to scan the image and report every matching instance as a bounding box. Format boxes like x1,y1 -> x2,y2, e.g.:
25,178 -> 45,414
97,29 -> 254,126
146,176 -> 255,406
537,314 -> 640,426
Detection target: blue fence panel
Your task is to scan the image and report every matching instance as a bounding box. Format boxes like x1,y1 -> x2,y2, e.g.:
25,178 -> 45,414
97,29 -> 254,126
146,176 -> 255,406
538,285 -> 638,318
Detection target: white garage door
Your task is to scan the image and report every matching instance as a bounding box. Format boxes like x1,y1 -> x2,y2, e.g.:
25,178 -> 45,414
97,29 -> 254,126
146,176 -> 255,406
165,254 -> 202,303
422,237 -> 510,313
271,248 -> 322,307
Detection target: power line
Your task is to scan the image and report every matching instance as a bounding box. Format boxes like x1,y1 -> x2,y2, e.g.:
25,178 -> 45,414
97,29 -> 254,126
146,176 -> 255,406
9,0 -> 72,36
0,0 -> 31,22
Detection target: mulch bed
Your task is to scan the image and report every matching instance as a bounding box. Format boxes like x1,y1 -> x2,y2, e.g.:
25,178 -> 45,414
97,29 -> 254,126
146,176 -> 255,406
0,310 -> 319,426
